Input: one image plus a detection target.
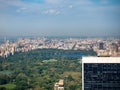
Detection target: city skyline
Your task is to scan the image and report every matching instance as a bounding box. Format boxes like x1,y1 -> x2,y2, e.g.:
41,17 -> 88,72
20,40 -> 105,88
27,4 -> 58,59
0,0 -> 120,37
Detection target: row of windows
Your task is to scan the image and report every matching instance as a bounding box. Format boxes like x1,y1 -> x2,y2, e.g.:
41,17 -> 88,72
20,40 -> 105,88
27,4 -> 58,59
84,63 -> 120,90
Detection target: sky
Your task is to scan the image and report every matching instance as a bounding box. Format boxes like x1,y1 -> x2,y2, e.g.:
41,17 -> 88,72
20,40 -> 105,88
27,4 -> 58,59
0,0 -> 120,37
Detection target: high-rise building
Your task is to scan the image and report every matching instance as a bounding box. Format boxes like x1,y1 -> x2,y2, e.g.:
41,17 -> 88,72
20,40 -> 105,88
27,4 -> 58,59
99,42 -> 104,50
82,57 -> 120,90
114,44 -> 119,53
118,41 -> 120,47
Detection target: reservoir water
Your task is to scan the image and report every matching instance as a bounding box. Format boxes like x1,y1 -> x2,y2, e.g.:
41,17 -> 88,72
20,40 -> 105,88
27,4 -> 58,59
51,54 -> 87,57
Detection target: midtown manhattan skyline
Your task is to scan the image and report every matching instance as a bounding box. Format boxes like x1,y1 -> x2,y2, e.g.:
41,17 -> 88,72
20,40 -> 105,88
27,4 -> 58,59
0,0 -> 120,37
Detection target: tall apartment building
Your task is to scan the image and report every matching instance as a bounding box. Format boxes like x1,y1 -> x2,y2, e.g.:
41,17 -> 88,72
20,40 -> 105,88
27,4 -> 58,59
82,57 -> 120,90
99,42 -> 104,50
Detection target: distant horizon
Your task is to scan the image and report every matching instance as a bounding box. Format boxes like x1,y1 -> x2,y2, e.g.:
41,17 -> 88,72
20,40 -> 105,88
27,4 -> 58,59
0,34 -> 120,39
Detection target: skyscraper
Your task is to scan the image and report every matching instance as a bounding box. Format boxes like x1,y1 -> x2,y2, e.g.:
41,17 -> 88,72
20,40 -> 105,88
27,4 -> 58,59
99,42 -> 104,50
82,57 -> 120,90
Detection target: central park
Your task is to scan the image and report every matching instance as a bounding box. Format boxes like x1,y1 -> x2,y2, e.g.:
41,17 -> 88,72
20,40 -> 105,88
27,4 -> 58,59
0,49 -> 96,90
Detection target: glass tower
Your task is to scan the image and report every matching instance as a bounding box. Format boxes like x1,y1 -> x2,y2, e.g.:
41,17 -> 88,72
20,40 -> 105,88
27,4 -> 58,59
82,57 -> 120,90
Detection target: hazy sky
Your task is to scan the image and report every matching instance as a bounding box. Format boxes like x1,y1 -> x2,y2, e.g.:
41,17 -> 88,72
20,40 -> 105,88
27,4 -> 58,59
0,0 -> 120,37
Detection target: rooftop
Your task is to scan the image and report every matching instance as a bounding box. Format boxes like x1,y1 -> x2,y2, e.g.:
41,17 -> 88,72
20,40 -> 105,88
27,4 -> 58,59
58,79 -> 64,86
82,57 -> 120,63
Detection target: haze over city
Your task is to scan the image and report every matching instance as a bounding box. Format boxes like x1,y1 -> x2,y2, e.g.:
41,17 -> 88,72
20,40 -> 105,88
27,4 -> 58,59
0,1 -> 120,90
0,0 -> 120,37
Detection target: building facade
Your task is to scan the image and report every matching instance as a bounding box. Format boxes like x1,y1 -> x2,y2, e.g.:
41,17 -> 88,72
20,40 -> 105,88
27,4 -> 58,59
54,79 -> 64,90
82,57 -> 120,90
99,42 -> 104,50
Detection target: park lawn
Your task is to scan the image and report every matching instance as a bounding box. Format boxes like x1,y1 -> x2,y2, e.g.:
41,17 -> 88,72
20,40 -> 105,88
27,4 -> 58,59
0,83 -> 16,90
0,70 -> 12,75
42,59 -> 57,63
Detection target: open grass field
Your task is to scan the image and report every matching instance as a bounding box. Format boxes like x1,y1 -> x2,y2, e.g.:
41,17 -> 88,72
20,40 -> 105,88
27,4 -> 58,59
0,84 -> 16,90
42,59 -> 57,63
